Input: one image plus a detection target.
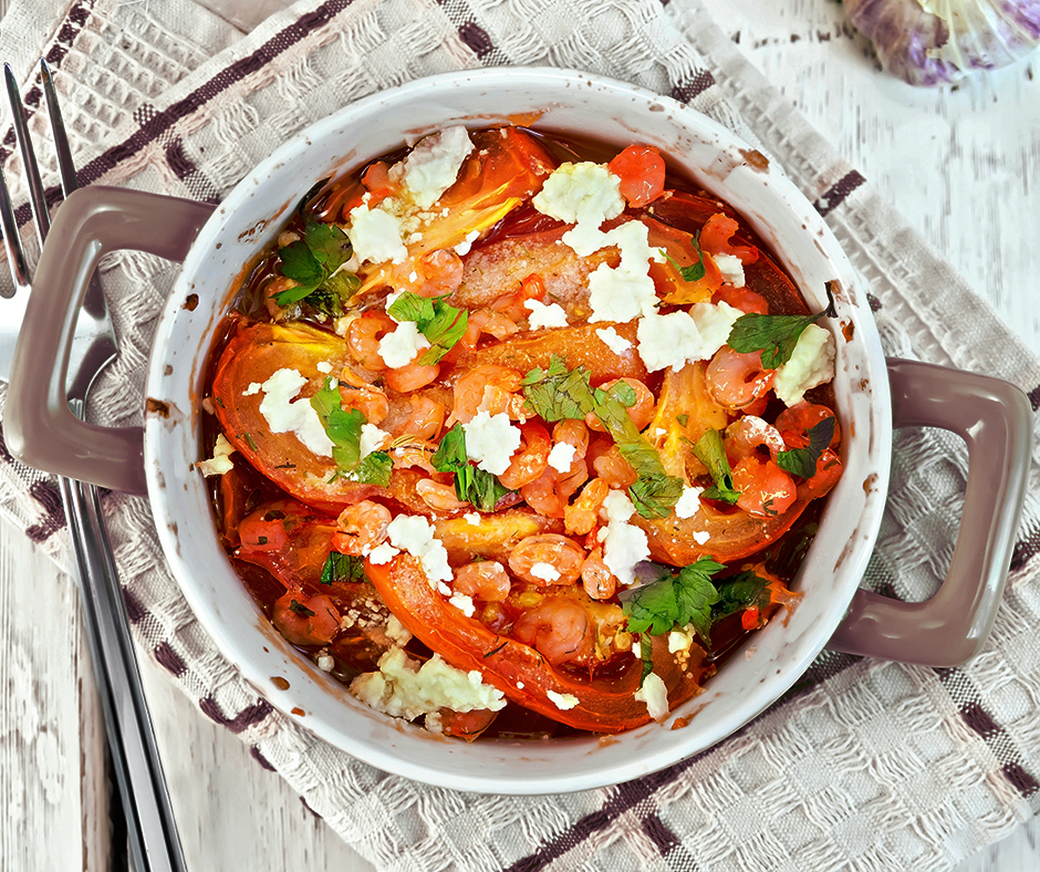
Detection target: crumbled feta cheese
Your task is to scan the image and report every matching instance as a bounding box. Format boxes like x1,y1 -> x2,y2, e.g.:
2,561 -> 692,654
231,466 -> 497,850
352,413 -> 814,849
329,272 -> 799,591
599,489 -> 649,588
367,542 -> 399,564
386,614 -> 412,647
394,126 -> 474,209
547,690 -> 579,710
350,647 -> 505,721
449,593 -> 476,617
692,530 -> 711,545
583,221 -> 665,323
254,368 -> 333,457
385,514 -> 452,587
532,161 -> 623,228
197,433 -> 236,477
317,654 -> 335,672
668,628 -> 694,654
243,382 -> 262,396
348,203 -> 408,265
713,252 -> 745,287
378,321 -> 431,369
464,512 -> 481,526
546,441 -> 577,474
530,563 -> 561,583
634,672 -> 669,720
773,322 -> 836,406
359,423 -> 391,459
462,411 -> 521,475
635,301 -> 742,372
524,299 -> 569,330
673,486 -> 704,520
595,326 -> 633,355
316,361 -> 334,374
454,229 -> 480,256
631,640 -> 642,660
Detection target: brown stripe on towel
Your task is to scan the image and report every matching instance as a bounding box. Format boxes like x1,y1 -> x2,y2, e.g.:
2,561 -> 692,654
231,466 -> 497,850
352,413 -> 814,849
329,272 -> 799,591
813,169 -> 866,216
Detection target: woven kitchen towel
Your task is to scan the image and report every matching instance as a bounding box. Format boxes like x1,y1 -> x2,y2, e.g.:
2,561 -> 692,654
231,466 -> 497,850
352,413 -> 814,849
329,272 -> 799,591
2,1 -> 1040,871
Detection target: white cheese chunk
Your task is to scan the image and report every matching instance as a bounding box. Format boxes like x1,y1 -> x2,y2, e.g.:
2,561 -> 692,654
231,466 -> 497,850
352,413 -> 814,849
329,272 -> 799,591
385,514 -> 452,587
636,301 -> 742,373
462,411 -> 521,475
524,298 -> 569,329
359,423 -> 391,459
395,126 -> 474,209
532,161 -> 623,228
546,441 -> 577,474
464,512 -> 482,526
773,322 -> 836,406
530,562 -> 561,583
547,690 -> 579,711
599,489 -> 649,588
673,486 -> 704,520
197,433 -> 235,477
348,203 -> 408,265
595,326 -> 633,355
448,593 -> 476,617
350,646 -> 505,721
254,368 -> 333,457
378,321 -> 431,369
713,252 -> 745,288
634,672 -> 669,720
583,221 -> 665,323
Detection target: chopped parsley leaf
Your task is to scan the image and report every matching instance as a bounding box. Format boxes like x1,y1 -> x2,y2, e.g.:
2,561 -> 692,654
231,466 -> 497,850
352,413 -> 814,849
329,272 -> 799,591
430,423 -> 511,511
288,599 -> 316,617
276,222 -> 360,314
309,378 -> 391,485
387,291 -> 469,364
621,557 -> 725,643
727,281 -> 837,369
691,429 -> 740,505
776,416 -> 836,479
320,552 -> 367,585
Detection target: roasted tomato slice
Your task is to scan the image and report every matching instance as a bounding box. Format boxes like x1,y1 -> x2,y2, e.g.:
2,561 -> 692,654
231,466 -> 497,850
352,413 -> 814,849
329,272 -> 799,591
211,316 -> 391,512
365,553 -> 712,733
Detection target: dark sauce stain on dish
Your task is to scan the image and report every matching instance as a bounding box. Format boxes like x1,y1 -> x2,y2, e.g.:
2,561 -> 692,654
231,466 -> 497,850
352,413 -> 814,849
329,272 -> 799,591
146,398 -> 170,417
183,293 -> 200,311
741,149 -> 770,172
271,676 -> 290,691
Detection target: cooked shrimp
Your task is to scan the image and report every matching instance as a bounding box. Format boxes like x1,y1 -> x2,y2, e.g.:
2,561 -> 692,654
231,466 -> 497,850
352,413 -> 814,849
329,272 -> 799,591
706,347 -> 775,411
512,596 -> 592,666
393,395 -> 447,442
775,401 -> 841,450
490,272 -> 547,322
520,468 -> 566,518
452,364 -> 524,424
586,378 -> 655,432
731,456 -> 796,518
385,360 -> 441,393
581,547 -> 616,601
272,592 -> 341,647
390,444 -> 437,473
588,439 -> 638,489
508,533 -> 585,587
565,478 -> 609,536
337,376 -> 390,425
724,416 -> 786,465
461,309 -> 520,348
453,561 -> 511,602
347,310 -> 395,370
498,421 -> 551,490
552,419 -> 590,462
333,500 -> 392,556
416,478 -> 470,512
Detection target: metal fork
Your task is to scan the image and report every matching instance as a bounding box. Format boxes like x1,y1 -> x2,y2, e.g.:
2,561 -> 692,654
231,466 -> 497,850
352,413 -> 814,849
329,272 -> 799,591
0,60 -> 186,872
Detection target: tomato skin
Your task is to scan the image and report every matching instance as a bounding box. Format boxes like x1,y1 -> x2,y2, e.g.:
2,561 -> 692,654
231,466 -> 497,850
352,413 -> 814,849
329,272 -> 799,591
608,145 -> 665,207
364,553 -> 711,732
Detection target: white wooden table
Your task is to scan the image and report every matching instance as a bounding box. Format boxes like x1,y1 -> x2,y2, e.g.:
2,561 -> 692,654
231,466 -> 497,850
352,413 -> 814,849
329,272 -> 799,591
2,1 -> 1038,870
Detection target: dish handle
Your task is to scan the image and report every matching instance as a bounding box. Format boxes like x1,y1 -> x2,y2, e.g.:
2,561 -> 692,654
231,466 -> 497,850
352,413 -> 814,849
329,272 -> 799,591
4,186 -> 214,494
827,358 -> 1033,666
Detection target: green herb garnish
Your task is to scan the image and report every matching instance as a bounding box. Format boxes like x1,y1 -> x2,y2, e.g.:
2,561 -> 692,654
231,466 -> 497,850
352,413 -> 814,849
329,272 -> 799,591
727,281 -> 837,369
661,230 -> 706,282
521,355 -> 683,519
387,291 -> 469,364
309,377 -> 391,485
288,599 -> 316,617
275,222 -> 360,315
621,557 -> 726,643
691,428 -> 740,505
430,423 -> 511,511
776,416 -> 836,479
711,570 -> 771,623
320,552 -> 368,585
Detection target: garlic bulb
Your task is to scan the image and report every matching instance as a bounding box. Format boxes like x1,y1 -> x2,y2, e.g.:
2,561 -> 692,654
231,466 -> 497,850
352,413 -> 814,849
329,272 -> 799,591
844,0 -> 1040,85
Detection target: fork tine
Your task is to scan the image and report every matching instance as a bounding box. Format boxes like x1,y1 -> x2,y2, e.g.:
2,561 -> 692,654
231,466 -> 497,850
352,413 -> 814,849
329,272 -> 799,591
0,161 -> 31,296
4,63 -> 50,249
40,60 -> 79,197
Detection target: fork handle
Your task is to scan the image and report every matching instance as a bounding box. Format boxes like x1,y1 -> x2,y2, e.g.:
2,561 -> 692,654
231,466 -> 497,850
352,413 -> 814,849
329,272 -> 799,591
61,470 -> 187,872
4,187 -> 214,493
